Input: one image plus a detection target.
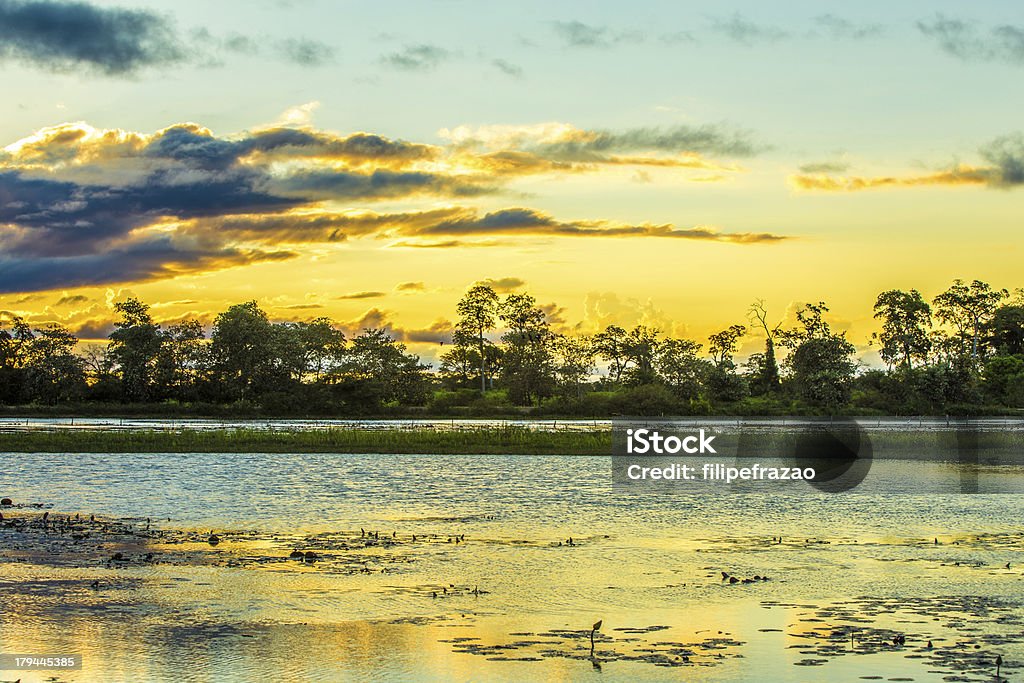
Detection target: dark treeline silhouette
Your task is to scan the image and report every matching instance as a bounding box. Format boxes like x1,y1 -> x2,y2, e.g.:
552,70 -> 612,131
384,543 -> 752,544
1,279 -> 1023,416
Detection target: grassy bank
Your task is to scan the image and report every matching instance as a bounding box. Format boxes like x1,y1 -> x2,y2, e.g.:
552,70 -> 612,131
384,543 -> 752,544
2,424 -> 1022,457
0,426 -> 611,455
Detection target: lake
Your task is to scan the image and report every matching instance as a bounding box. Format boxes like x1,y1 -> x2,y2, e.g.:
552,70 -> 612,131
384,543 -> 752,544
1,452 -> 1022,682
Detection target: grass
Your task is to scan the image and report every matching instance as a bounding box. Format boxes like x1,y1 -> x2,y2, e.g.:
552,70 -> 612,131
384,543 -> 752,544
0,426 -> 612,455
1,424 -> 1020,457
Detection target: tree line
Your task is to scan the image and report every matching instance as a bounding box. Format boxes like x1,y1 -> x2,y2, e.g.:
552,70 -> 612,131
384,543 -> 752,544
1,278 -> 1022,415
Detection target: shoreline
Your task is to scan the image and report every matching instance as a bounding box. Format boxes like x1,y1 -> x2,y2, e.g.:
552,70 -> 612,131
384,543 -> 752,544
1,424 -> 1022,455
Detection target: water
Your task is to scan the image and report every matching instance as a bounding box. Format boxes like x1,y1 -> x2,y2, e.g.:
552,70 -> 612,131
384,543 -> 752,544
2,452 -> 1023,682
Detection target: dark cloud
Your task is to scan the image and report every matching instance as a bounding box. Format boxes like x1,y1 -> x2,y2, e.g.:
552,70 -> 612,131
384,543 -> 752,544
552,20 -> 643,48
336,291 -> 386,300
979,134 -> 1024,186
798,160 -> 851,174
0,0 -> 184,74
276,37 -> 334,66
55,294 -> 90,305
711,14 -> 790,45
72,319 -> 115,339
0,238 -> 296,293
917,15 -> 1024,65
395,281 -> 425,292
535,124 -> 765,160
406,207 -> 789,244
402,319 -> 452,344
475,277 -> 525,293
381,44 -> 450,71
491,58 -> 523,77
276,168 -> 493,200
282,303 -> 323,310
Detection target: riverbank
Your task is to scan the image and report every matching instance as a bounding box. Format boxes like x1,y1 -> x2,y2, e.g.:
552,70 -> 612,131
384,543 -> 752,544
2,423 -> 1023,457
0,426 -> 612,454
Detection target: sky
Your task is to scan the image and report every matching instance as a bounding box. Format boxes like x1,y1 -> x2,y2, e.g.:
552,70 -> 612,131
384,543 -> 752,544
1,0 -> 1022,364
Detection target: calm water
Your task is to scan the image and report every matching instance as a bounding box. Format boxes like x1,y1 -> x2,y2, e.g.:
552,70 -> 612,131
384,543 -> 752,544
2,452 -> 1023,682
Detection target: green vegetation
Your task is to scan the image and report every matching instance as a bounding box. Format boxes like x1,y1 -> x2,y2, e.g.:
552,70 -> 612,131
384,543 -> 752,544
0,426 -> 611,454
2,278 -> 1024,417
2,425 -> 1020,457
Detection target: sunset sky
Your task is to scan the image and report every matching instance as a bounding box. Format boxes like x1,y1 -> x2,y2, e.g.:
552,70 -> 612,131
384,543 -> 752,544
1,0 -> 1022,364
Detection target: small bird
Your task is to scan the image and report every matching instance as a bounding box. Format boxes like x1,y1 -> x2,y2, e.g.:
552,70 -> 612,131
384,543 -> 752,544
996,654 -> 1003,679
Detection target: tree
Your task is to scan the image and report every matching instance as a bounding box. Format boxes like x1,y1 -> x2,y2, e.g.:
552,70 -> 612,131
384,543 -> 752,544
871,289 -> 932,370
210,301 -> 278,400
273,318 -> 346,383
778,301 -> 832,350
334,328 -> 429,407
593,325 -> 628,384
989,304 -> 1024,356
655,338 -> 707,400
153,320 -> 208,401
551,334 -> 595,399
0,315 -> 33,404
933,279 -> 1007,362
788,335 -> 857,410
108,297 -> 162,402
23,324 -> 86,404
622,326 -> 660,385
708,325 -> 746,368
455,285 -> 499,393
498,293 -> 555,405
747,300 -> 780,393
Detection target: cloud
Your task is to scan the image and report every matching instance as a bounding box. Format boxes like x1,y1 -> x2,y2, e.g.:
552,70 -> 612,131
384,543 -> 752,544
491,58 -> 523,78
0,117 -> 781,293
55,293 -> 90,305
552,21 -> 643,48
917,15 -> 1024,65
0,238 -> 296,293
402,319 -> 452,343
711,14 -> 790,45
276,37 -> 334,66
0,0 -> 184,74
797,160 -> 851,174
395,281 -> 425,292
381,44 -> 450,71
475,277 -> 525,293
443,121 -> 763,159
336,291 -> 386,300
398,207 -> 789,244
790,134 -> 1024,191
813,15 -> 883,40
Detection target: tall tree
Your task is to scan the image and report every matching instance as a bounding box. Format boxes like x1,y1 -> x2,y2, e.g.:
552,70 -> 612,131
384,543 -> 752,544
153,320 -> 208,400
210,301 -> 277,400
933,279 -> 1007,361
747,300 -> 780,393
622,326 -> 660,385
871,289 -> 932,370
108,297 -> 162,402
656,338 -> 707,400
23,324 -> 86,404
593,325 -> 628,384
455,285 -> 499,393
498,293 -> 555,405
988,304 -> 1024,356
551,334 -> 595,399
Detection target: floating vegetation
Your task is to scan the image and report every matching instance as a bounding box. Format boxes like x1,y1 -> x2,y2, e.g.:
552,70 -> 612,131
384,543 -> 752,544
448,624 -> 745,669
762,595 -> 1024,680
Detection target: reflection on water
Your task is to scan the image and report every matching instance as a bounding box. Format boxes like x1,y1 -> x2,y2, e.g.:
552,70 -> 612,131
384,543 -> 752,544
1,453 -> 1023,682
